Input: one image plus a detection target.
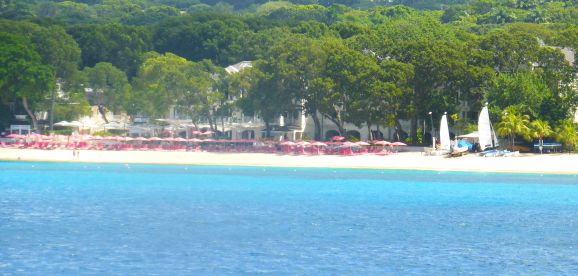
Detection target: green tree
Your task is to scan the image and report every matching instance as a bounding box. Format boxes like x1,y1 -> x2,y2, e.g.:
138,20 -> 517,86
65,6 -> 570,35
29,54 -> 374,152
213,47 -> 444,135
497,110 -> 531,150
37,1 -> 97,23
555,120 -> 577,152
232,64 -> 294,138
478,30 -> 540,73
0,33 -> 53,132
133,52 -> 192,119
133,53 -> 223,129
32,25 -> 82,131
153,15 -> 250,66
486,72 -> 550,118
68,23 -> 152,77
530,119 -> 552,154
266,35 -> 327,139
365,15 -> 470,142
81,62 -> 133,123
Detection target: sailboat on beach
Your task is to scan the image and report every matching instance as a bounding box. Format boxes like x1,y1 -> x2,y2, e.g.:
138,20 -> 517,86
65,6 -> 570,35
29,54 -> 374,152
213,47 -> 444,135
478,105 -> 499,151
440,112 -> 451,152
441,112 -> 468,157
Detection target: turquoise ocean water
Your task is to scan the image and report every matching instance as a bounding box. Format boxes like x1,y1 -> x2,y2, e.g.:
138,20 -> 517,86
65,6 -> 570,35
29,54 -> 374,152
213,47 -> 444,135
1,162 -> 578,274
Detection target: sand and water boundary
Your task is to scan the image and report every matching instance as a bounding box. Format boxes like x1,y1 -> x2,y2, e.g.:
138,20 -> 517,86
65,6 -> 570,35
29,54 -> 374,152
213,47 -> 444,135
1,148 -> 577,175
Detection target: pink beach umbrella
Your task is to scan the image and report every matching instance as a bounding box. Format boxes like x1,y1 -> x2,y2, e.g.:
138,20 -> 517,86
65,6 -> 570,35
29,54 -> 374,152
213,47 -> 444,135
331,136 -> 345,141
356,141 -> 371,146
373,140 -> 391,146
297,141 -> 311,147
173,137 -> 187,142
391,142 -> 407,146
148,137 -> 162,141
310,141 -> 327,147
310,141 -> 327,154
188,138 -> 202,143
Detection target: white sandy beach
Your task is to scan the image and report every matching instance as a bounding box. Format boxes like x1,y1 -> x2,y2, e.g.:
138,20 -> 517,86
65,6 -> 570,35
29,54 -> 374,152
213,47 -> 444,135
1,148 -> 577,174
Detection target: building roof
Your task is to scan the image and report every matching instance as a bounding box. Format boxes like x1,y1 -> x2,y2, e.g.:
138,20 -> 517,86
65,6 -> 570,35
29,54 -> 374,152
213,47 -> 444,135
225,61 -> 252,74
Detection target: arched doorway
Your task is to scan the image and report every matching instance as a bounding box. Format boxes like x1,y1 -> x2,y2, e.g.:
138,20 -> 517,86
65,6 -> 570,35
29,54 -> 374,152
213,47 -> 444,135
371,130 -> 383,140
346,130 -> 361,140
325,130 -> 340,141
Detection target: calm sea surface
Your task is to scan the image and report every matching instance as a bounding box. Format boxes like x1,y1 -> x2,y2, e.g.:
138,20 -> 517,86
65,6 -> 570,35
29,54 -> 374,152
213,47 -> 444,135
1,162 -> 578,275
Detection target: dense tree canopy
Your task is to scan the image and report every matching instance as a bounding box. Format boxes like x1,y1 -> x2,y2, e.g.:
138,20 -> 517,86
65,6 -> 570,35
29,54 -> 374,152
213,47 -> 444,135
0,0 -> 576,147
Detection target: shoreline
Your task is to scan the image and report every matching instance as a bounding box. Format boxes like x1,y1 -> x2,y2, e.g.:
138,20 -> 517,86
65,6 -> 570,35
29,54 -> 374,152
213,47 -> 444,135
2,148 -> 578,175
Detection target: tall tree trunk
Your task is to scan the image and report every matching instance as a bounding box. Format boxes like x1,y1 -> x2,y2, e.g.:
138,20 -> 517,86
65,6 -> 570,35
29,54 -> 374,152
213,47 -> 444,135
394,118 -> 404,141
221,116 -> 225,135
264,120 -> 271,138
49,75 -> 57,132
367,123 -> 372,141
189,112 -> 199,131
410,115 -> 418,145
311,112 -> 321,141
207,111 -> 215,131
22,96 -> 39,133
324,114 -> 345,136
98,105 -> 109,123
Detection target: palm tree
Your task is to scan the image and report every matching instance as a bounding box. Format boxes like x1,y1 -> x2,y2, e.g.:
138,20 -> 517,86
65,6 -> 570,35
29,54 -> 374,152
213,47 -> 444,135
497,112 -> 530,151
555,120 -> 577,153
530,119 -> 552,154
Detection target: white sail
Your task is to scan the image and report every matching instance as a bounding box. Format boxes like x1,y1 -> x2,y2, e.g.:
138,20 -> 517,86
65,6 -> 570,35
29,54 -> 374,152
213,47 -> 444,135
440,114 -> 451,152
478,106 -> 493,151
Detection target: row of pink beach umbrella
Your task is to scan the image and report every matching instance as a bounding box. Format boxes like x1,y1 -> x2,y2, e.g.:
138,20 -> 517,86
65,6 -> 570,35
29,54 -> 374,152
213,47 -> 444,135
4,133 -> 408,146
280,140 -> 406,147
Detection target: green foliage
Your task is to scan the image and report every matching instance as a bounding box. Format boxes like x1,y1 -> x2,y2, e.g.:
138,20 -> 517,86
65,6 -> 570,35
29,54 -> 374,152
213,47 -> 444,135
133,52 -> 224,128
81,62 -> 133,121
0,32 -> 54,131
530,119 -> 552,153
497,111 -> 531,150
555,120 -> 577,152
486,72 -> 549,118
67,23 -> 152,77
0,0 -> 576,139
